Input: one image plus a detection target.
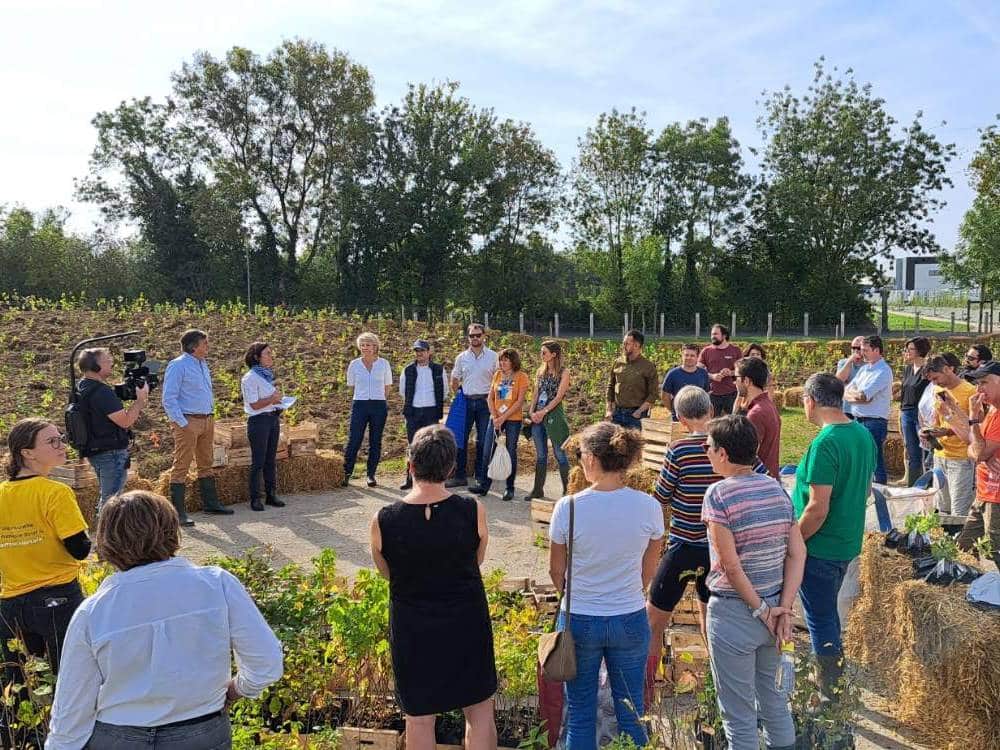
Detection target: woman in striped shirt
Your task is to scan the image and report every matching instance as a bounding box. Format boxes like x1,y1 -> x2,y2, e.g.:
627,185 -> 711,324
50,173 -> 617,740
702,414 -> 805,750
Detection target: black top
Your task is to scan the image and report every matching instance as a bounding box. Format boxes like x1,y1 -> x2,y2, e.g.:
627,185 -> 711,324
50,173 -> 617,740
75,379 -> 129,456
899,364 -> 929,410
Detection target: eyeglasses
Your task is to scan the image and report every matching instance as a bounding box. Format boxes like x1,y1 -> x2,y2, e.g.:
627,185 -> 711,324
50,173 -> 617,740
468,333 -> 483,339
41,434 -> 67,449
850,346 -> 862,352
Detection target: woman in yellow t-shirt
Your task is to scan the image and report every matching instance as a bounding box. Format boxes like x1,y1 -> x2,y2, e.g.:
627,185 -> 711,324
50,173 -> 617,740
0,419 -> 90,683
472,348 -> 530,502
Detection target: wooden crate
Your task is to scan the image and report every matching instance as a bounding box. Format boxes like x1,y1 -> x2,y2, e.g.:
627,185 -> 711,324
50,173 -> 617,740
50,461 -> 97,488
227,447 -> 252,467
640,418 -> 690,471
530,499 -> 554,524
214,419 -> 249,448
667,628 -> 705,653
337,727 -> 402,750
286,421 -> 320,443
289,440 -> 317,457
212,443 -> 228,468
670,644 -> 710,683
499,577 -> 532,593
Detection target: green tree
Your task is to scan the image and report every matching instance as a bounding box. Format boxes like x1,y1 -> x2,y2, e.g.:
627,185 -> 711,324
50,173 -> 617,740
568,108 -> 652,316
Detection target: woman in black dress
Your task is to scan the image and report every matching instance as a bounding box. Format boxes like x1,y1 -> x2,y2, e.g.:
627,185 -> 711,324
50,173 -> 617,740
369,424 -> 497,750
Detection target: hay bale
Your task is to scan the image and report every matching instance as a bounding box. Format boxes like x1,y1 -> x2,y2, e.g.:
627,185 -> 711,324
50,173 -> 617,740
624,466 -> 659,495
848,534 -> 1000,750
783,386 -> 804,407
564,434 -> 582,467
566,466 -> 587,494
883,434 -> 905,477
770,389 -> 785,409
155,451 -> 346,511
74,476 -> 154,527
892,380 -> 902,400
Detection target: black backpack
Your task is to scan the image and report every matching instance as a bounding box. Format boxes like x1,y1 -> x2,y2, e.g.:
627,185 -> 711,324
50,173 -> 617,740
64,383 -> 96,454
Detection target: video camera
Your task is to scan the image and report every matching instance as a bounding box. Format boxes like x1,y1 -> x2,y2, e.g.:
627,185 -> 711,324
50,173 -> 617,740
113,350 -> 164,401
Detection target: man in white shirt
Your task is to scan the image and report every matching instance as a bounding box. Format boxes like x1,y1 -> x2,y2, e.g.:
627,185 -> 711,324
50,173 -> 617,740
845,335 -> 893,483
398,340 -> 449,490
447,323 -> 498,488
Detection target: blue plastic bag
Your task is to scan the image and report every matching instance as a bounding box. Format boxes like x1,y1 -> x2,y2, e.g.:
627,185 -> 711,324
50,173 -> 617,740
445,388 -> 468,446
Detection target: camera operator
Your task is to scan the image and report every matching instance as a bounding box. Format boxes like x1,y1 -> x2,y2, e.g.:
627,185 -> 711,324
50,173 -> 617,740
162,329 -> 231,524
75,348 -> 147,515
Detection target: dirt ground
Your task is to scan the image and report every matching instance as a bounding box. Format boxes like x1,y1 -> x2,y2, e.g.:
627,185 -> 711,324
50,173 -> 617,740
177,469 -> 937,750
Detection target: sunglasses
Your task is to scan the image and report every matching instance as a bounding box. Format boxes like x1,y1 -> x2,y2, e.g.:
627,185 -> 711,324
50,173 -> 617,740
40,434 -> 68,449
468,333 -> 483,339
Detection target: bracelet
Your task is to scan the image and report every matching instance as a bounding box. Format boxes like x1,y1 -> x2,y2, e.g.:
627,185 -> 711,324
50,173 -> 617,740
750,600 -> 769,620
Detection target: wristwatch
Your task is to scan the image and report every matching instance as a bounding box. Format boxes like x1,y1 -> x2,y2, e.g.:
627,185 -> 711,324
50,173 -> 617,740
750,600 -> 769,620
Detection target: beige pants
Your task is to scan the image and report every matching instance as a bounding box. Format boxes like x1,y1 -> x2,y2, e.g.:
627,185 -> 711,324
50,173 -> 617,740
170,416 -> 215,484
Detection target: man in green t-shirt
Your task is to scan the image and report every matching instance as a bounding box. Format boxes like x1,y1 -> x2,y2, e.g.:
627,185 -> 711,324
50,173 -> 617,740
792,373 -> 876,696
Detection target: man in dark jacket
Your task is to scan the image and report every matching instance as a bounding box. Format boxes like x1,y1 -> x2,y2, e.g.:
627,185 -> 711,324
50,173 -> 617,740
398,340 -> 449,490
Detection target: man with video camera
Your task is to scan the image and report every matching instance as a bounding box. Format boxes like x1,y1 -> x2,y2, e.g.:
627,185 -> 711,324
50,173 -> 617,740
162,329 -> 231,524
75,348 -> 148,515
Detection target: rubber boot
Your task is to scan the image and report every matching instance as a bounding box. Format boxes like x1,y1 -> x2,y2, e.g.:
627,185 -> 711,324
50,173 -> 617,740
169,483 -> 195,527
558,463 -> 570,496
524,463 -> 547,502
815,652 -> 846,702
198,476 -> 234,515
265,489 -> 285,508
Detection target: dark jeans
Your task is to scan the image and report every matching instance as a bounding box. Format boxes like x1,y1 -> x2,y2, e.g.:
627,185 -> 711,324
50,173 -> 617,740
479,420 -> 521,492
857,416 -> 888,484
900,408 -> 923,484
0,580 -> 84,688
710,392 -> 737,416
247,412 -> 280,500
404,406 -> 441,443
455,396 -> 491,481
798,555 -> 850,656
87,448 -> 130,515
87,712 -> 231,749
611,407 -> 646,430
344,400 -> 388,479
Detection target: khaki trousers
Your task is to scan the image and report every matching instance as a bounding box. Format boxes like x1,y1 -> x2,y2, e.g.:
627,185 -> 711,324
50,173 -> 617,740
170,416 -> 215,484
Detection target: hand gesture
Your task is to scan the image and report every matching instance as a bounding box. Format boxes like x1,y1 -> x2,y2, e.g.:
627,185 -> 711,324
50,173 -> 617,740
224,678 -> 240,709
970,393 -> 986,421
531,411 -> 544,424
491,415 -> 504,429
136,382 -> 150,403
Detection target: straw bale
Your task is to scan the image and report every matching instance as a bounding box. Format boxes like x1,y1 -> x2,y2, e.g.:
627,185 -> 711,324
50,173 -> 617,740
770,389 -> 785,409
892,380 -> 902,400
74,476 -> 155,527
847,533 -> 1000,750
883,434 -> 905,477
155,451 -> 346,511
783,386 -> 804,407
566,466 -> 587,494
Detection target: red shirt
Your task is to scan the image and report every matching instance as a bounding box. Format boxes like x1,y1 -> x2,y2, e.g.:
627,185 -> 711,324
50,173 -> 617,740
699,344 -> 742,395
975,409 -> 1000,504
746,392 -> 782,478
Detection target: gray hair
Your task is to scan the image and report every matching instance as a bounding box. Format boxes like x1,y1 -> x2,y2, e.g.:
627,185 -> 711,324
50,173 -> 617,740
803,373 -> 845,409
674,385 -> 711,420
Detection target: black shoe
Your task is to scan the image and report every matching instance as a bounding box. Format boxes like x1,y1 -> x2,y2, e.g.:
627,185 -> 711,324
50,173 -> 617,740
399,479 -> 413,491
250,498 -> 265,512
469,484 -> 490,496
341,476 -> 350,487
265,496 -> 285,507
367,476 -> 378,488
445,477 -> 467,488
501,490 -> 514,502
204,506 -> 235,515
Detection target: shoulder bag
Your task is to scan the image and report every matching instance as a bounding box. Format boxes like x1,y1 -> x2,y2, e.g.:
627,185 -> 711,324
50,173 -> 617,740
537,494 -> 576,681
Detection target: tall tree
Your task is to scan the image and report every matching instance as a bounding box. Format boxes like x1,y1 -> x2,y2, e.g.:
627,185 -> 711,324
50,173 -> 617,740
568,108 -> 652,315
172,39 -> 375,300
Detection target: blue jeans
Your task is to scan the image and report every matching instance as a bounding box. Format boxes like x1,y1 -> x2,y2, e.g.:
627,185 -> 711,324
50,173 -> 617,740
456,397 -> 491,481
900,408 -> 923,484
87,712 -> 231,749
556,608 -> 649,750
343,400 -> 388,479
479,420 -> 520,492
611,407 -> 645,431
798,555 -> 850,656
87,448 -> 130,515
858,417 -> 888,484
532,422 -> 569,468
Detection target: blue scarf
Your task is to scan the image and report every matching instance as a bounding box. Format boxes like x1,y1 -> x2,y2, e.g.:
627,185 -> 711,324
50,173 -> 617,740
252,365 -> 275,384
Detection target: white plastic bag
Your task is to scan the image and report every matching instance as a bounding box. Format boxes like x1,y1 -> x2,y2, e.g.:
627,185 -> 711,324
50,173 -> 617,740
487,431 -> 512,481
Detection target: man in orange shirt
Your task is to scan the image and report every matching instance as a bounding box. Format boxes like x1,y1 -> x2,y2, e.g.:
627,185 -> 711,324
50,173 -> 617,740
940,360 -> 1000,568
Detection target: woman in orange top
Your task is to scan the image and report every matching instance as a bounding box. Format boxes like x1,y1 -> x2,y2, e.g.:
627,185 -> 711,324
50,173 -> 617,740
472,349 -> 530,502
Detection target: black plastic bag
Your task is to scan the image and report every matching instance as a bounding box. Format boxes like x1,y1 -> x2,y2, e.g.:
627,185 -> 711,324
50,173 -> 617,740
884,529 -> 904,549
899,530 -> 932,557
923,559 -> 984,586
912,556 -> 937,577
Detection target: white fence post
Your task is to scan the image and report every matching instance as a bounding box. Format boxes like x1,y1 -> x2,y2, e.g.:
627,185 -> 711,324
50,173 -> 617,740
554,313 -> 560,337
484,312 -> 490,329
660,313 -> 664,337
767,312 -> 773,340
840,312 -> 846,339
412,309 -> 418,322
695,313 -> 701,338
589,312 -> 594,338
519,311 -> 524,334
730,312 -> 737,340
804,312 -> 809,338
624,312 -> 629,333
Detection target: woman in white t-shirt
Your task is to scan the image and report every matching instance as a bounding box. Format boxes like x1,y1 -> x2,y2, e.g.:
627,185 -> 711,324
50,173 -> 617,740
241,342 -> 286,511
344,332 -> 394,487
548,422 -> 664,750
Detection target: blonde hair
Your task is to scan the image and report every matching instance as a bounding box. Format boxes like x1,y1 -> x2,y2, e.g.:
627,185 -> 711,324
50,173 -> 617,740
536,340 -> 565,380
356,332 -> 381,352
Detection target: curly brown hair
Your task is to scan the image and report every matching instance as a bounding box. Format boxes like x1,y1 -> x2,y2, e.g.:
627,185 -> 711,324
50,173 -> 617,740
96,491 -> 180,571
581,422 -> 643,473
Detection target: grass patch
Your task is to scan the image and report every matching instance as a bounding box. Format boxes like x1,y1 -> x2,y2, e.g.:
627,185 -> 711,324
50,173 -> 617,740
779,406 -> 820,467
878,311 -> 955,333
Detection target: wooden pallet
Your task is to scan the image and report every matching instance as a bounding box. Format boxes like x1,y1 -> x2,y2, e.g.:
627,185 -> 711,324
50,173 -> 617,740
50,461 -> 97,488
640,418 -> 690,471
338,727 -> 402,750
286,421 -> 320,443
213,419 -> 250,448
498,577 -> 532,593
289,440 -> 317,457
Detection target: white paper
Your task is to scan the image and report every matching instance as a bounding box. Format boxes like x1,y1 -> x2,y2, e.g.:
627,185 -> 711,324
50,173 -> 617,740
279,396 -> 297,409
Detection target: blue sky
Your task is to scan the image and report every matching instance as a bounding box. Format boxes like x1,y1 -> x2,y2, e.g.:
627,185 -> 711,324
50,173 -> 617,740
2,0 -> 998,257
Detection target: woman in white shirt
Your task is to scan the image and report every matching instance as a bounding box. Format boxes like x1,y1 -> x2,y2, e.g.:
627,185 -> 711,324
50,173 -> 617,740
46,490 -> 283,750
242,342 -> 286,511
343,332 -> 393,487
548,422 -> 664,750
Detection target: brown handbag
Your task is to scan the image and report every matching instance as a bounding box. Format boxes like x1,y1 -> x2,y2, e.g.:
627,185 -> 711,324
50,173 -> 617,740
537,494 -> 576,681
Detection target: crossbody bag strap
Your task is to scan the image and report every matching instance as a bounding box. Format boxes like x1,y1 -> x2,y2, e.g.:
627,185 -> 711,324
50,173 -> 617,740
564,494 -> 575,629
